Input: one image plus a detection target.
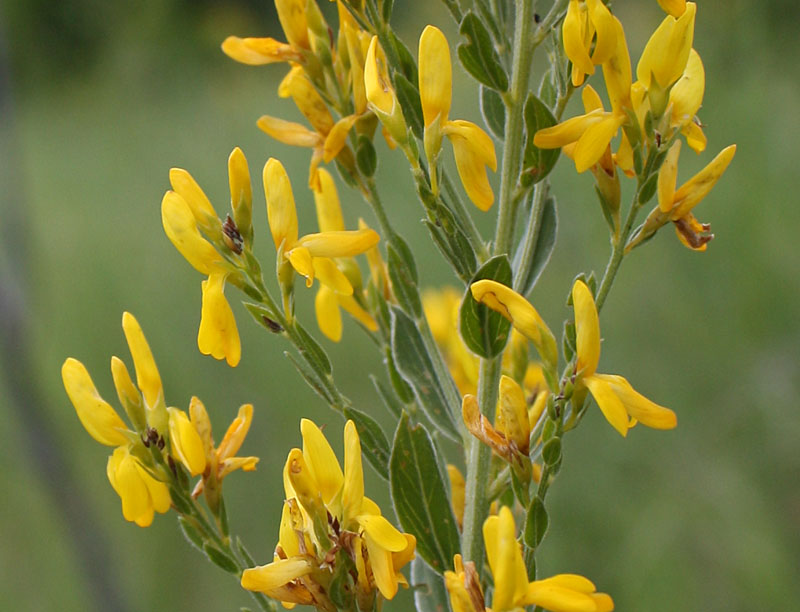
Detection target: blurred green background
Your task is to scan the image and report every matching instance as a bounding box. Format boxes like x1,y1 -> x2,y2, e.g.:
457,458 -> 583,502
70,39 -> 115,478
1,1 -> 798,610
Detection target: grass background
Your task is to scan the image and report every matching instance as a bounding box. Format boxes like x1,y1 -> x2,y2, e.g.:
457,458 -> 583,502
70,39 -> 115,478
1,1 -> 798,610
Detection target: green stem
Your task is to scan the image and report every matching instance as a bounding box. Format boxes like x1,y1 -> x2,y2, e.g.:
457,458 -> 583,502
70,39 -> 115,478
460,357 -> 501,566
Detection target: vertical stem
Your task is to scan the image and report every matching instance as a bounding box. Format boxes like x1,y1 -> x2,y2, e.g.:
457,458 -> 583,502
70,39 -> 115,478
462,0 -> 537,568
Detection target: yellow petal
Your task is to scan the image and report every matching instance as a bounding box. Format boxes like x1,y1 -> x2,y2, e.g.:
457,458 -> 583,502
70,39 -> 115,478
391,533 -> 417,573
658,0 -> 687,16
139,461 -> 171,514
669,49 -> 704,127
316,285 -> 343,342
338,293 -> 378,332
313,257 -> 353,295
228,147 -> 252,233
581,84 -> 604,113
484,507 -> 528,610
221,36 -> 300,65
323,114 -> 357,162
471,280 -> 557,370
294,228 -> 380,258
419,25 -> 452,127
594,374 -> 677,430
658,140 -> 682,213
364,532 -> 398,599
535,574 -> 597,593
257,115 -> 321,148
121,312 -> 163,416
573,113 -> 624,173
107,447 -> 153,526
263,158 -> 299,251
241,558 -> 313,593
358,514 -> 407,553
285,447 -> 324,517
300,418 -> 343,505
498,375 -> 530,453
601,17 -> 632,113
533,109 -> 605,149
280,66 -> 334,136
288,246 -> 314,286
583,375 -> 630,436
342,420 -> 365,522
671,144 -> 736,219
523,582 -> 598,612
444,120 -> 497,169
198,272 -> 241,367
563,0 -> 593,86
188,396 -> 214,458
274,0 -> 310,50
217,403 -> 253,461
586,0 -> 616,64
637,2 -> 695,89
448,132 -> 495,211
681,120 -> 707,153
168,407 -> 207,476
572,280 -> 600,378
110,356 -> 143,427
169,168 -> 219,231
364,37 -> 395,115
161,191 -> 223,275
313,168 -> 346,232
62,358 -> 129,446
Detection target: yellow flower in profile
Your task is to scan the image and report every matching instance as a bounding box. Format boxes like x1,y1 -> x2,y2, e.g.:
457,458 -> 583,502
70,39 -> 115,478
264,158 -> 380,295
162,149 -> 250,367
562,0 -> 617,87
444,507 -> 614,612
258,66 -> 358,189
572,280 -> 677,436
630,140 -> 736,251
107,445 -> 172,528
221,0 -> 310,65
312,169 -> 378,341
535,16 -> 631,173
470,279 -> 558,373
167,407 -> 207,477
242,419 -> 415,608
418,25 -> 497,211
636,3 -> 696,92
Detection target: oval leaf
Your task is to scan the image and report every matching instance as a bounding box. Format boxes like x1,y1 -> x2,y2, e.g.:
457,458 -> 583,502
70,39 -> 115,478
513,195 -> 558,296
522,93 -> 560,187
523,496 -> 549,549
458,11 -> 509,91
390,414 -> 461,574
480,85 -> 506,140
391,307 -> 460,440
460,255 -> 513,358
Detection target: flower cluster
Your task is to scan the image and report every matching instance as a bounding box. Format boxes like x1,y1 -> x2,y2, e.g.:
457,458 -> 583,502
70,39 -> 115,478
241,419 -> 415,611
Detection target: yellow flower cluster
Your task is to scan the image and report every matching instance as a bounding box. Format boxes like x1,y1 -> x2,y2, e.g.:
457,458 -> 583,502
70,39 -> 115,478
241,419 -> 415,611
535,2 -> 735,250
445,507 -> 613,612
62,313 -> 257,526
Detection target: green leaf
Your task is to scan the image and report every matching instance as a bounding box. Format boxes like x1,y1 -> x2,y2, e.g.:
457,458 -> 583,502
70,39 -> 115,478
394,73 -> 424,140
521,93 -> 560,187
371,374 -> 403,419
391,307 -> 460,440
385,346 -> 415,404
382,0 -> 394,22
202,543 -> 239,574
285,351 -> 335,406
457,11 -> 509,91
387,241 -> 423,318
638,171 -> 659,204
169,487 -> 192,514
542,437 -> 562,466
293,321 -> 332,376
243,302 -> 283,334
343,405 -> 390,481
538,68 -> 557,110
178,516 -> 204,552
390,414 -> 461,574
422,219 -> 475,282
388,30 -> 418,83
459,255 -> 513,358
412,557 -> 451,611
480,85 -> 506,140
523,496 -> 549,549
356,134 -> 377,177
513,195 -> 558,296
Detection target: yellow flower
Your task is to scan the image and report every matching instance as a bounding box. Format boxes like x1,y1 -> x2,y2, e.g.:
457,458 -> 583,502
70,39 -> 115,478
418,25 -> 497,211
258,66 -> 357,189
311,169 -> 378,341
221,0 -> 310,65
572,280 -> 677,435
658,0 -> 687,16
535,16 -> 630,173
263,158 -> 380,295
167,407 -> 207,477
470,279 -> 558,374
445,507 -> 614,612
242,419 -> 415,608
162,149 -> 248,367
188,398 -> 259,511
107,446 -> 171,528
637,3 -> 696,92
562,0 -> 618,87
